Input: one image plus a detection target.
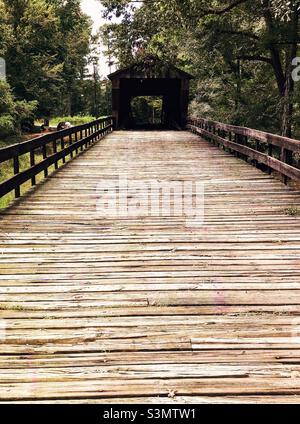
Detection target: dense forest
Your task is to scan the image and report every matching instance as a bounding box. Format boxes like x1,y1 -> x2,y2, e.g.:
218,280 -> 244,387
1,0 -> 300,142
102,0 -> 300,137
0,0 -> 111,144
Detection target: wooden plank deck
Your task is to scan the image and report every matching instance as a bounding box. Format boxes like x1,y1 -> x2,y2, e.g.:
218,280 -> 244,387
1,130 -> 300,403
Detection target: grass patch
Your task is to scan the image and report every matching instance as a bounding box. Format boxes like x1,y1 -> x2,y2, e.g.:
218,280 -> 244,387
282,207 -> 300,217
38,115 -> 98,127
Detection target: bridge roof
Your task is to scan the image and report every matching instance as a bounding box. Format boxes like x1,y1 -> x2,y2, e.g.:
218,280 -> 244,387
108,57 -> 194,80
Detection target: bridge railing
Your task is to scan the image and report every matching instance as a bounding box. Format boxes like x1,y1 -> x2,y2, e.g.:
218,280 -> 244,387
188,117 -> 300,184
0,116 -> 114,201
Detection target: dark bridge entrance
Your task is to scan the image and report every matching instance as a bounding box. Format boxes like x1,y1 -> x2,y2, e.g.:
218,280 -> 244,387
108,57 -> 193,130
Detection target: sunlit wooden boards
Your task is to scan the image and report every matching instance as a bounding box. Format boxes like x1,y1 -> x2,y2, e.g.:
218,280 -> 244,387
1,130 -> 300,403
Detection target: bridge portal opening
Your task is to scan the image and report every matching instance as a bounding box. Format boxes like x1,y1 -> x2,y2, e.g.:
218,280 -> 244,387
131,96 -> 163,129
108,56 -> 193,130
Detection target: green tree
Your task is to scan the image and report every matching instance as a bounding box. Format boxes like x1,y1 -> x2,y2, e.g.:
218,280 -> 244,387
3,0 -> 93,121
0,0 -> 12,57
0,80 -> 17,137
51,0 -> 93,117
0,0 -> 38,140
0,80 -> 37,139
3,0 -> 63,120
102,0 -> 300,137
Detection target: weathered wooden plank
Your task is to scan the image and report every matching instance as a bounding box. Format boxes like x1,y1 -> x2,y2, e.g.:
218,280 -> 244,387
1,130 -> 300,403
2,377 -> 300,400
5,396 -> 300,404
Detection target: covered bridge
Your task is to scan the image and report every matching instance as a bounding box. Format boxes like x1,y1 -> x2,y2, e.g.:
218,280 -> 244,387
108,57 -> 193,130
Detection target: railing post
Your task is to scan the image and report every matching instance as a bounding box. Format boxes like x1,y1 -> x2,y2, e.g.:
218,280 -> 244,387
217,127 -> 222,147
244,135 -> 249,162
53,138 -> 58,170
80,130 -> 83,151
42,144 -> 48,178
234,133 -> 240,158
280,147 -> 293,184
93,123 -> 97,142
61,137 -> 66,164
13,155 -> 20,198
85,128 -> 88,148
30,149 -> 36,186
69,134 -> 73,158
96,122 -> 100,140
268,144 -> 273,175
222,130 -> 227,151
75,131 -> 78,154
228,131 -> 233,154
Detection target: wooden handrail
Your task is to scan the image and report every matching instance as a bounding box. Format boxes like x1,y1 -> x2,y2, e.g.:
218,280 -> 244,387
188,117 -> 300,184
0,116 -> 114,200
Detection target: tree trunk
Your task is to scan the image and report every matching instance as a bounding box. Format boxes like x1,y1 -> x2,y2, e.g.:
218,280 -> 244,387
67,92 -> 72,117
280,7 -> 298,138
235,59 -> 242,117
262,1 -> 298,137
281,66 -> 294,138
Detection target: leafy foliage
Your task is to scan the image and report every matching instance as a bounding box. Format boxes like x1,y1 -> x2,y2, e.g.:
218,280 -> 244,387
102,0 -> 300,136
0,0 -> 98,142
3,0 -> 94,119
0,80 -> 37,137
131,96 -> 163,126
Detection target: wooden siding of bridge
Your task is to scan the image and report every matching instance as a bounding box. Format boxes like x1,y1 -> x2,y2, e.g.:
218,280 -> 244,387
1,130 -> 300,403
